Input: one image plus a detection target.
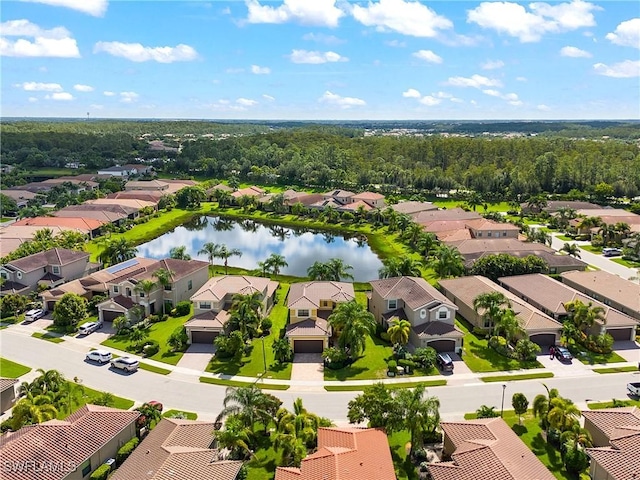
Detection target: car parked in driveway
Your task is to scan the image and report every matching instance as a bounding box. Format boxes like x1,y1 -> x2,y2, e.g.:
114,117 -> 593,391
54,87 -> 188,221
554,346 -> 573,362
24,309 -> 47,323
85,350 -> 112,364
110,356 -> 139,372
78,321 -> 103,336
436,353 -> 454,372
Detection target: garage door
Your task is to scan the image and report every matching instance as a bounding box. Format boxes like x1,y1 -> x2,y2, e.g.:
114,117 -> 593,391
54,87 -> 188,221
294,340 -> 324,353
191,331 -> 218,344
529,333 -> 556,347
102,310 -> 121,322
426,339 -> 455,352
607,328 -> 632,341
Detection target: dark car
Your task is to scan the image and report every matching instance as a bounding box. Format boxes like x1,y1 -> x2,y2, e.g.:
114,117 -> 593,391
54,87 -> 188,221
436,353 -> 454,372
554,346 -> 573,362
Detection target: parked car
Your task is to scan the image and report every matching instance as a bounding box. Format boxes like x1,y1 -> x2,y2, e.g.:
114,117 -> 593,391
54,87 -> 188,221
602,247 -> 622,257
554,346 -> 573,362
110,357 -> 139,372
78,321 -> 103,336
24,309 -> 47,323
85,350 -> 113,364
147,400 -> 163,413
436,353 -> 454,372
627,382 -> 640,397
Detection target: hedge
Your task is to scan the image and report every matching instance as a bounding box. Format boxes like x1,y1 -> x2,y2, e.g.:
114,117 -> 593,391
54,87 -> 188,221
89,464 -> 110,480
116,437 -> 139,465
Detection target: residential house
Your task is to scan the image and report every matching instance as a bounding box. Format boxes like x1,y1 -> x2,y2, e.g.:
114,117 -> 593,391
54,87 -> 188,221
185,275 -> 279,344
282,191 -> 324,208
112,418 -> 244,480
307,198 -> 343,211
322,190 -> 355,206
0,378 -> 18,413
84,198 -> 157,215
231,186 -> 265,202
125,180 -> 169,191
351,191 -> 386,209
411,208 -> 482,226
337,199 -> 373,213
206,183 -> 233,200
105,191 -> 164,204
464,219 -> 520,239
122,164 -> 153,176
11,217 -> 104,238
7,182 -> 53,194
391,200 -> 439,215
560,270 -> 640,321
40,178 -> 98,192
439,275 -> 563,347
2,190 -> 39,209
521,200 -> 601,214
275,427 -> 395,480
0,225 -> 87,257
583,407 -> 640,480
97,258 -> 209,322
97,165 -> 137,177
428,418 -> 556,480
53,208 -> 128,227
55,203 -> 141,220
0,248 -> 94,297
0,164 -> 15,174
498,273 -> 638,341
368,276 -> 463,352
286,281 -> 355,353
0,405 -> 139,480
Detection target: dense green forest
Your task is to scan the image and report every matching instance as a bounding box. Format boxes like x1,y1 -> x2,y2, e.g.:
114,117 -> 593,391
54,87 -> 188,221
1,120 -> 639,198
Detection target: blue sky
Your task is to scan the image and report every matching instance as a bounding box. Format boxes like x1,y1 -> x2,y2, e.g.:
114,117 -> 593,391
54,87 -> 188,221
1,0 -> 639,120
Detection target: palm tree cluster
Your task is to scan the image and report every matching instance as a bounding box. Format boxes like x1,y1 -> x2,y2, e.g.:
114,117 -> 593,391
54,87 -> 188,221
1,227 -> 88,264
326,300 -> 377,361
98,237 -> 137,266
198,242 -> 243,274
473,292 -> 524,344
257,253 -> 288,277
306,258 -> 354,281
378,256 -> 422,279
562,299 -> 610,352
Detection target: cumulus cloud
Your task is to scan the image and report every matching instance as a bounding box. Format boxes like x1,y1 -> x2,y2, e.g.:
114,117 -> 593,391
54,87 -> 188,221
481,59 -> 504,70
446,74 -> 502,88
0,19 -> 80,58
45,92 -> 74,100
103,91 -> 115,96
404,89 -> 461,105
351,0 -> 452,37
537,104 -> 551,111
302,32 -> 343,45
73,84 -> 94,92
93,41 -> 198,63
262,94 -> 275,101
319,91 -> 366,108
28,97 -> 38,102
385,39 -> 406,47
482,89 -> 522,105
560,45 -> 591,57
593,60 -> 640,78
21,0 -> 108,17
288,49 -> 347,64
251,64 -> 271,74
119,91 -> 139,103
467,0 -> 600,42
412,49 -> 442,64
419,96 -> 441,106
402,88 -> 421,98
236,98 -> 258,106
246,0 -> 344,27
15,81 -> 62,92
606,18 -> 640,49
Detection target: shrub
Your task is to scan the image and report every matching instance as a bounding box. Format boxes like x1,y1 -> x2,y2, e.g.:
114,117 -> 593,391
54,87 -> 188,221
214,331 -> 244,358
89,464 -> 110,480
116,437 -> 139,465
398,359 -> 419,373
413,449 -> 427,462
514,339 -> 541,361
393,343 -> 408,360
380,332 -> 391,342
261,317 -> 272,332
0,294 -> 28,318
387,360 -> 397,370
476,405 -> 499,418
488,335 -> 511,357
173,301 -> 191,317
168,326 -> 189,352
142,340 -> 160,357
322,347 -> 348,369
413,347 -> 437,369
472,326 -> 491,338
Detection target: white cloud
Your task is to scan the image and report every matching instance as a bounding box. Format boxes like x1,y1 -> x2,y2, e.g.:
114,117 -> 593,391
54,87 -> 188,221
236,98 -> 258,106
412,49 -> 442,64
103,91 -> 115,96
28,97 -> 38,102
606,18 -> 640,49
289,49 -> 347,64
15,81 -> 62,92
20,0 -> 108,17
482,89 -> 501,97
593,60 -> 640,78
537,104 -> 551,111
93,41 -> 198,63
560,45 -> 591,57
73,84 -> 94,92
419,96 -> 441,106
45,92 -> 74,101
404,89 -> 461,105
481,59 -> 504,70
319,91 -> 366,108
0,19 -> 80,58
246,0 -> 344,27
446,74 -> 502,88
251,64 -> 271,74
385,39 -> 406,47
402,88 -> 421,98
351,0 -> 452,37
89,104 -> 103,110
262,94 -> 275,101
119,91 -> 139,103
467,0 -> 600,43
302,33 -> 343,45
516,76 -> 527,81
481,88 -> 522,105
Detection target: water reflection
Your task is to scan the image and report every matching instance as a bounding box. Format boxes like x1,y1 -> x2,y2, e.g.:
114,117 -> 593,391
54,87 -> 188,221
136,216 -> 383,282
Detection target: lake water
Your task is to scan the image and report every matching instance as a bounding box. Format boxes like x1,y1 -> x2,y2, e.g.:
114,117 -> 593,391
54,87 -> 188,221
136,216 -> 383,282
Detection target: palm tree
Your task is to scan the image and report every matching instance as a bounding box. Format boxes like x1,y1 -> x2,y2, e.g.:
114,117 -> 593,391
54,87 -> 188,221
560,243 -> 581,258
215,386 -> 273,429
547,396 -> 581,433
33,369 -> 65,394
416,232 -> 437,257
268,193 -> 286,214
403,222 -> 424,247
217,245 -> 243,274
198,242 -> 221,266
326,258 -> 354,281
598,223 -> 616,247
10,394 -> 58,429
473,292 -> 511,330
532,384 -> 559,432
307,261 -> 330,281
327,301 -> 376,359
387,319 -> 411,346
152,268 -> 174,315
229,292 -> 263,339
214,414 -> 255,459
99,238 -> 137,266
135,402 -> 163,430
33,228 -> 55,244
265,253 -> 288,276
396,385 -> 440,457
430,245 -> 465,278
378,257 -> 422,278
494,308 -> 524,344
564,299 -> 606,336
134,279 -> 157,316
169,246 -> 191,260
466,192 -> 485,212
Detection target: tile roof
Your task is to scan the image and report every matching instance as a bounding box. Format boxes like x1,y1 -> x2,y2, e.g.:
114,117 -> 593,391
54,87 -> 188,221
125,180 -> 168,189
190,275 -> 278,303
286,318 -> 330,337
284,193 -> 324,206
53,209 -> 128,223
449,238 -> 551,255
351,191 -> 385,200
185,310 -> 230,330
560,270 -> 640,315
275,427 -> 395,480
58,203 -> 139,216
436,228 -> 473,242
231,186 -> 265,198
464,219 -> 520,231
413,321 -> 464,338
428,418 -> 556,480
582,407 -> 640,442
412,208 -> 482,224
105,191 -> 163,203
337,200 -> 372,212
100,294 -> 136,309
7,248 -> 89,273
207,183 -> 233,192
323,190 -> 355,198
288,282 -> 355,310
0,378 -> 18,393
391,201 -> 439,214
85,198 -> 157,210
0,405 -> 139,480
12,216 -> 105,231
112,418 -> 243,480
369,276 -> 456,311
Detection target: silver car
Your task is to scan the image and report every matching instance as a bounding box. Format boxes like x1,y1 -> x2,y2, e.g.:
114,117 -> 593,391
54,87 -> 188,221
86,350 -> 113,364
78,321 -> 103,336
24,309 -> 47,323
110,357 -> 139,372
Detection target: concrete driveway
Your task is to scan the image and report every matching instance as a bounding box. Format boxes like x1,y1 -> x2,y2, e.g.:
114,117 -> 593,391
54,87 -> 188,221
291,353 -> 324,384
176,344 -> 216,372
75,322 -> 116,344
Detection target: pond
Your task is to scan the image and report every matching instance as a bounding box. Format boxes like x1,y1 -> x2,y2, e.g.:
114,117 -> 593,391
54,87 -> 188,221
136,216 -> 384,282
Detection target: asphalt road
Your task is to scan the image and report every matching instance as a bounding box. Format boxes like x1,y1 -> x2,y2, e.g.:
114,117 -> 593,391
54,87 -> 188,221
3,329 -> 638,422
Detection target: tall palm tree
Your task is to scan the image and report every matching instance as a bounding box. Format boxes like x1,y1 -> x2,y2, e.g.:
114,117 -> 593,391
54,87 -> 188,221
307,261 -> 330,281
169,246 -> 191,260
134,279 -> 157,316
547,396 -> 581,433
214,414 -> 255,459
560,243 -> 581,258
265,253 -> 288,276
387,319 -> 411,346
473,292 -> 511,330
217,245 -> 243,274
396,385 -> 440,457
430,245 -> 465,278
403,222 -> 424,247
326,258 -> 354,281
378,257 -> 422,278
152,268 -> 174,315
598,223 -> 616,247
33,369 -> 65,394
10,394 -> 58,429
229,292 -> 263,339
564,299 -> 606,335
494,308 -> 524,344
327,301 -> 376,359
416,232 -> 438,257
198,242 -> 221,266
99,238 -> 137,266
532,384 -> 559,432
215,386 -> 273,429
33,228 -> 55,244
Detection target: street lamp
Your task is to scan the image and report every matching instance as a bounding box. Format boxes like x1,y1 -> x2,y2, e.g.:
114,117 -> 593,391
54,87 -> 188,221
261,336 -> 267,375
501,384 -> 507,418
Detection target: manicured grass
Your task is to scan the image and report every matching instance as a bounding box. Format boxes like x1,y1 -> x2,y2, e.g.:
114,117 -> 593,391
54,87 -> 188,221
56,382 -> 134,420
611,257 -> 640,268
0,357 -> 32,378
573,348 -> 626,365
139,363 -> 171,375
101,307 -> 194,365
0,315 -> 24,326
456,318 -> 542,372
587,399 -> 640,409
31,332 -> 65,343
388,430 -> 418,480
581,245 -> 602,254
245,422 -> 283,480
556,235 -> 574,241
430,199 -> 512,213
199,376 -> 289,390
207,285 -> 292,380
324,379 -> 447,391
593,365 -> 638,374
163,409 -> 198,420
26,168 -> 76,177
481,372 -> 554,382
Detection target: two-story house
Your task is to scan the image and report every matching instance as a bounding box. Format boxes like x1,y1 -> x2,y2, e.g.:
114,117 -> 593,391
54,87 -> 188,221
0,248 -> 95,297
369,276 -> 463,353
185,275 -> 279,344
285,281 -> 355,353
350,191 -> 386,209
322,190 -> 355,206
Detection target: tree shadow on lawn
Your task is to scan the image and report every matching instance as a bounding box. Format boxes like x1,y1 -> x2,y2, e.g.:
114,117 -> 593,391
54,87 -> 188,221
208,357 -> 244,376
389,446 -> 419,480
468,344 -> 541,371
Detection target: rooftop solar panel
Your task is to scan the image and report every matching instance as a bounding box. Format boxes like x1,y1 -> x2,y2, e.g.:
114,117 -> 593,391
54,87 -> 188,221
106,258 -> 139,274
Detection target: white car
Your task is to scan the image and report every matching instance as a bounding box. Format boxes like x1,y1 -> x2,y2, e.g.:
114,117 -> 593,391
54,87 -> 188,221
110,357 -> 139,372
86,350 -> 113,364
78,321 -> 103,336
24,309 -> 47,323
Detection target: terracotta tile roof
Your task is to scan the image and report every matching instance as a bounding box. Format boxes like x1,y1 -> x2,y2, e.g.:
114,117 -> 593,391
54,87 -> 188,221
370,276 -> 456,311
286,318 -> 330,337
85,198 -> 156,210
449,238 -> 550,255
391,201 -> 439,215
275,427 -> 395,480
351,191 -> 385,201
582,407 -> 640,442
2,190 -> 38,201
106,191 -> 163,203
190,275 -> 278,303
586,438 -> 640,480
1,226 -> 85,245
231,186 -> 265,198
412,208 -> 482,225
288,282 -> 355,310
185,310 -> 230,330
54,209 -> 128,223
308,198 -> 342,209
133,258 -> 209,283
560,270 -> 640,316
12,216 -> 105,231
112,418 -> 242,480
0,405 -> 139,480
207,183 -> 233,192
42,278 -> 93,299
464,219 -> 520,231
413,320 -> 464,338
7,248 -> 89,273
284,193 -> 324,206
337,200 -> 372,212
58,203 -> 139,216
0,378 -> 18,394
323,190 -> 355,198
436,228 -> 472,242
428,418 -> 556,480
125,180 -> 168,189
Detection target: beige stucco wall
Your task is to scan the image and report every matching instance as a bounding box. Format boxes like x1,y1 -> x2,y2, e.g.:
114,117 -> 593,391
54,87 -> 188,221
289,308 -> 318,324
584,419 -> 610,448
588,460 -> 615,480
0,387 -> 16,413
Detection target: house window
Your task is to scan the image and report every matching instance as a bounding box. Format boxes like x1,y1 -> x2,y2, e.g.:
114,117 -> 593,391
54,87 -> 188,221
487,231 -> 492,237
188,280 -> 193,290
199,302 -> 212,310
113,286 -> 119,294
438,310 -> 448,320
298,309 -> 310,317
476,232 -> 482,237
17,272 -> 22,279
0,272 -> 7,280
53,266 -> 60,274
164,284 -> 172,291
139,292 -> 145,298
126,288 -> 131,297
387,299 -> 397,310
502,231 -> 507,236
483,318 -> 492,328
80,460 -> 91,477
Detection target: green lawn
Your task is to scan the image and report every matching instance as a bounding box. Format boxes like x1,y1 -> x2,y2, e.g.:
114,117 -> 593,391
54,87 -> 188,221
481,372 -> 554,382
571,347 -> 627,365
199,376 -> 289,390
101,307 -> 194,365
207,285 -> 292,380
58,382 -> 134,419
430,199 -> 512,213
388,430 -> 419,480
612,257 -> 640,268
324,379 -> 446,391
0,357 -> 32,378
32,332 -> 65,343
0,315 -> 24,326
163,409 -> 198,420
587,399 -> 640,409
581,245 -> 602,254
593,365 -> 638,374
456,318 -> 542,372
139,363 -> 171,375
